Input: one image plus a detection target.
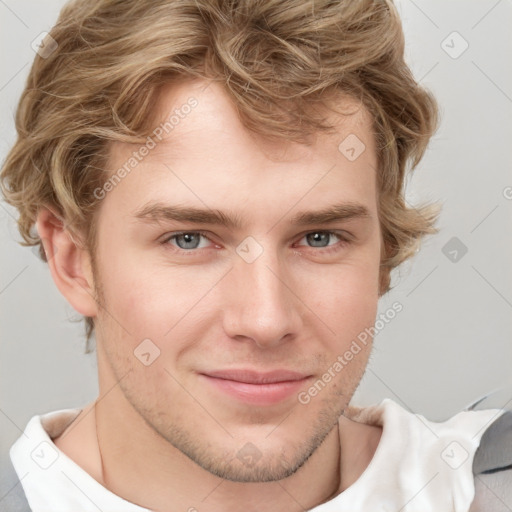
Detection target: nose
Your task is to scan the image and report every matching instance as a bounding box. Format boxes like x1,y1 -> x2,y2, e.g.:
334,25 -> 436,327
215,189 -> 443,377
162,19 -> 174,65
221,244 -> 304,349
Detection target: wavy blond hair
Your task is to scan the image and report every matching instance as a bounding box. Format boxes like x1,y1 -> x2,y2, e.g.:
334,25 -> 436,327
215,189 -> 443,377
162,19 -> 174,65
1,0 -> 441,352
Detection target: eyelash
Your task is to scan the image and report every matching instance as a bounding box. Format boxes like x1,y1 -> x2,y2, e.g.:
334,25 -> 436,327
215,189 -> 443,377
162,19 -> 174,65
160,230 -> 352,255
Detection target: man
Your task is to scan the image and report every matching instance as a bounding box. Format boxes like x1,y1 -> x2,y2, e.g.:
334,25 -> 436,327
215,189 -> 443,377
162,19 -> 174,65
1,0 -> 510,510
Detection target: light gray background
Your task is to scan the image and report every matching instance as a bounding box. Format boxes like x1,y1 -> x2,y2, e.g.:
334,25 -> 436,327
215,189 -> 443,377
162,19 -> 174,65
1,0 -> 511,464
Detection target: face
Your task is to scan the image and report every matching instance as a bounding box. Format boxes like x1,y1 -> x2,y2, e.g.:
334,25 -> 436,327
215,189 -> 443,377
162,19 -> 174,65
90,79 -> 382,482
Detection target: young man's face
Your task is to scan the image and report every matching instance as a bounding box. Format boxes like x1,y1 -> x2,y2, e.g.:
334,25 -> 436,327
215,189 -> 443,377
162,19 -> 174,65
90,79 -> 382,482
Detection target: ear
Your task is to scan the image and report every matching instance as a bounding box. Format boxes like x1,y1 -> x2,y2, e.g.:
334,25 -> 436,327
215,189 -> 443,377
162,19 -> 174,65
378,266 -> 391,297
378,231 -> 391,297
36,206 -> 98,318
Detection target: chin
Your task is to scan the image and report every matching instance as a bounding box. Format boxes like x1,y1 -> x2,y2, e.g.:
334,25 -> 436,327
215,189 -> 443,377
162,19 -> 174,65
192,446 -> 312,483
168,418 -> 336,483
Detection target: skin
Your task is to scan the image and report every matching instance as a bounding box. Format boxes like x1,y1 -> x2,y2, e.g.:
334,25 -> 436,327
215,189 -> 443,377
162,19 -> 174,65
38,79 -> 384,511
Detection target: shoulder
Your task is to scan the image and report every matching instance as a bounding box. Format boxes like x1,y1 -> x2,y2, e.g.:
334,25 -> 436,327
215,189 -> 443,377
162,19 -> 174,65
0,450 -> 32,511
470,410 -> 512,511
2,406 -> 83,512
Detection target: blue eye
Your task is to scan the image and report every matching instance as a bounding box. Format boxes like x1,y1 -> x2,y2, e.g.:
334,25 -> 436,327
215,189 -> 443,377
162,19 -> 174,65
302,231 -> 340,248
162,231 -> 212,251
160,230 -> 351,255
295,231 -> 351,252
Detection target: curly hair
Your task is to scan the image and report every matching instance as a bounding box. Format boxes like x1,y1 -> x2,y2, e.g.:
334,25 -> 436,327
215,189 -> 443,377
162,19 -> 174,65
0,0 -> 441,352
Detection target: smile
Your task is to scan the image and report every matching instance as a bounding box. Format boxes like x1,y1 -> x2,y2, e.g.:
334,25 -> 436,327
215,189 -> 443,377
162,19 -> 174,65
199,369 -> 312,405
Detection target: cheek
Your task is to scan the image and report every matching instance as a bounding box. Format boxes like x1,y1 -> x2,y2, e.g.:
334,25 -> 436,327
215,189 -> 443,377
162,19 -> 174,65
104,270 -> 185,336
305,258 -> 380,327
298,260 -> 380,392
97,249 -> 223,346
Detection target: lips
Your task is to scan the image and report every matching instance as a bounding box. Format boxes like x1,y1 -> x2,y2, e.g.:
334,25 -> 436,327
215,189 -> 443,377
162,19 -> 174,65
199,369 -> 311,405
203,369 -> 309,384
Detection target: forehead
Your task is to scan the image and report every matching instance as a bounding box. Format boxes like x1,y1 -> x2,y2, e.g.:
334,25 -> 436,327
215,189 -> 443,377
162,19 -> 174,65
102,79 -> 379,223
146,79 -> 375,159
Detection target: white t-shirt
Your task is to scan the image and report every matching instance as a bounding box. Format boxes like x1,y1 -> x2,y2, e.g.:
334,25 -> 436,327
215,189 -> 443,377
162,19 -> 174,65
9,398 -> 504,512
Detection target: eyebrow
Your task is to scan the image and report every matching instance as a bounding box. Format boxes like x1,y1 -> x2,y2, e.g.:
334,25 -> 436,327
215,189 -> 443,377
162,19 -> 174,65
133,201 -> 371,230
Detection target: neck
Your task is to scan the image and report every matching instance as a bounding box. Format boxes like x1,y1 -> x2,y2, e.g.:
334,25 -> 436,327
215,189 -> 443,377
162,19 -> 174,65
94,395 -> 343,512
